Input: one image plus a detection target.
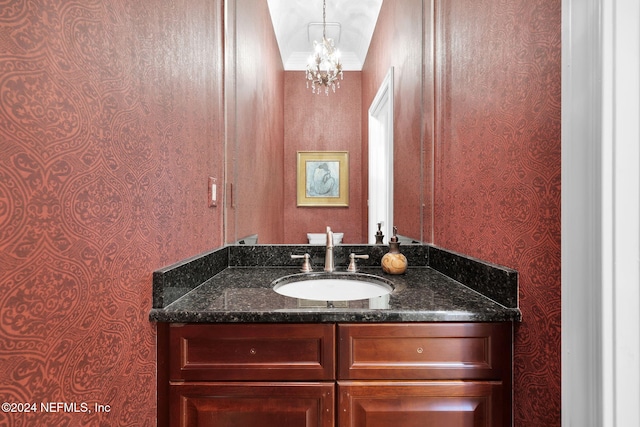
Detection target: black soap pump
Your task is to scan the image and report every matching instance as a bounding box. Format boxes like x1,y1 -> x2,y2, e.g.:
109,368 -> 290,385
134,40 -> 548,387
375,222 -> 385,244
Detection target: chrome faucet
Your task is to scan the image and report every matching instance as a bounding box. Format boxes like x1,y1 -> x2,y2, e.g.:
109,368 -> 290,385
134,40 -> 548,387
324,226 -> 335,272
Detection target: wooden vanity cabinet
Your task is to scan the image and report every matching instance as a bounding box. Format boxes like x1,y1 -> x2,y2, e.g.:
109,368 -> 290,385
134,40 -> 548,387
163,322 -> 512,427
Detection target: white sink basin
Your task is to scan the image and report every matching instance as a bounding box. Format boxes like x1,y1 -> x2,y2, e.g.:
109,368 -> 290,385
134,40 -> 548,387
272,273 -> 393,301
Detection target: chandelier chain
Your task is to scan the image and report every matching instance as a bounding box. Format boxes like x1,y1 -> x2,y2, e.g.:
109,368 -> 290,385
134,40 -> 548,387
323,0 -> 326,39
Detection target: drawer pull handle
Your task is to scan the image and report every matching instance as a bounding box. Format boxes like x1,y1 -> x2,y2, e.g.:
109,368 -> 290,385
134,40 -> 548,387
417,347 -> 424,354
249,348 -> 257,355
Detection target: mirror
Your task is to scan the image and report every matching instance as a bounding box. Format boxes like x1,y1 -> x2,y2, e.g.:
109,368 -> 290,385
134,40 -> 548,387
225,0 -> 428,245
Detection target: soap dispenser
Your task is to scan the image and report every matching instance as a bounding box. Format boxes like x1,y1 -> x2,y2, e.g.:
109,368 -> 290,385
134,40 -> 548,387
375,222 -> 385,244
381,226 -> 408,274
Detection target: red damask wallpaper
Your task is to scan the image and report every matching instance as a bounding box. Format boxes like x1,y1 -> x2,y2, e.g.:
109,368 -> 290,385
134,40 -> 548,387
433,0 -> 562,425
0,0 -> 224,425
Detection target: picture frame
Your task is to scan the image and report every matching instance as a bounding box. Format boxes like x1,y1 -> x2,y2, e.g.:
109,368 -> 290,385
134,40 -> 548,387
297,151 -> 349,207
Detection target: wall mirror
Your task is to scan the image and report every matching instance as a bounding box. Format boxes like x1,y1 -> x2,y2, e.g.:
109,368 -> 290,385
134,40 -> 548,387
224,0 -> 429,245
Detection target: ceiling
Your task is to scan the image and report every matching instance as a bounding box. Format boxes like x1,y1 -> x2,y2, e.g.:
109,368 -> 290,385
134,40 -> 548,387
267,0 -> 384,71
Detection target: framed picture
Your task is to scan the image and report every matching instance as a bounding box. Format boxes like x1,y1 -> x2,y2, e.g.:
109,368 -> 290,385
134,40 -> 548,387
297,151 -> 349,207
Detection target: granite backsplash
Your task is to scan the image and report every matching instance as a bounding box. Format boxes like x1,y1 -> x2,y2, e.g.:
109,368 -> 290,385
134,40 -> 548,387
152,244 -> 517,310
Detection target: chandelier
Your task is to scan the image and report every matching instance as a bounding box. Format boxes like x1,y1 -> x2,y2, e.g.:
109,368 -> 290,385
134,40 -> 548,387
306,0 -> 343,95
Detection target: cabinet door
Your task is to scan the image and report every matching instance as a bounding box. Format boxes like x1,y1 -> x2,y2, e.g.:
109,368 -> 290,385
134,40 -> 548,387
171,382 -> 334,427
338,381 -> 504,427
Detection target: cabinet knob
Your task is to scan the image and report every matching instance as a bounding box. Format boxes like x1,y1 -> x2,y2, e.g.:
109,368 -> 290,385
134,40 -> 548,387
417,347 -> 424,354
249,348 -> 257,355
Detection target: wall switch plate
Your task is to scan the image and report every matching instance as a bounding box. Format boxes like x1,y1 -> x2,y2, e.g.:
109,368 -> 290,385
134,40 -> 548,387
208,177 -> 217,207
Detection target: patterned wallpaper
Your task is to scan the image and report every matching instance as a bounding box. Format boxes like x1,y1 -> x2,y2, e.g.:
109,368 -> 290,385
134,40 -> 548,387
0,0 -> 224,425
433,0 -> 561,425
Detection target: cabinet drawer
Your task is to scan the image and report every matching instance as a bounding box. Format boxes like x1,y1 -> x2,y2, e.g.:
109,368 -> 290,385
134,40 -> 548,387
338,323 -> 511,380
171,382 -> 334,427
170,323 -> 335,381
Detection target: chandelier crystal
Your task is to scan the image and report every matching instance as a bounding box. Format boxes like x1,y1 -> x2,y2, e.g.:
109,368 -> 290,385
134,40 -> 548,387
306,0 -> 343,95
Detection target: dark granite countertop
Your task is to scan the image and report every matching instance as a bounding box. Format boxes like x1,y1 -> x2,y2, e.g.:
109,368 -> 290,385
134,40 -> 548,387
149,245 -> 521,323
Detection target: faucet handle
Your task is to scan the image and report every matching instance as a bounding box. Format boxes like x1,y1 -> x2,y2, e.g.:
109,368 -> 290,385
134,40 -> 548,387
347,253 -> 369,273
291,253 -> 313,273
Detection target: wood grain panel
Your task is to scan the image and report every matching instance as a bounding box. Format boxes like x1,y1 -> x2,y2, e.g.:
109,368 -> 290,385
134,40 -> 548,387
170,323 -> 335,381
339,381 -> 504,427
172,382 -> 334,427
338,323 -> 511,380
